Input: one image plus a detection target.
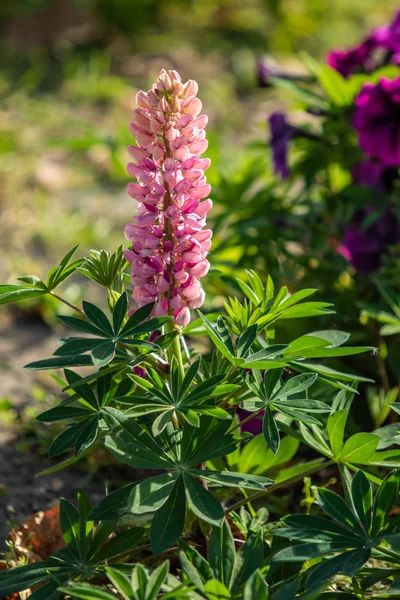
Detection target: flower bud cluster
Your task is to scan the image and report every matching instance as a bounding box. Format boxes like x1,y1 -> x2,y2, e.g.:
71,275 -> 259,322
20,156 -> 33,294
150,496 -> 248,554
124,69 -> 212,326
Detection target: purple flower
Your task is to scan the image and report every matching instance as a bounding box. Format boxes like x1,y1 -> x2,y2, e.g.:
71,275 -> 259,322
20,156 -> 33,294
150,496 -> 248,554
237,407 -> 264,435
327,10 -> 400,77
268,112 -> 295,179
351,160 -> 396,193
353,77 -> 400,167
327,36 -> 376,78
257,58 -> 279,87
339,207 -> 400,274
373,10 -> 400,54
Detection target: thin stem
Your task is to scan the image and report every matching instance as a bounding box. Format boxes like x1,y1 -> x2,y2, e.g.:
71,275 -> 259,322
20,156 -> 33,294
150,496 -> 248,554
225,459 -> 335,514
229,407 -> 264,433
166,321 -> 185,379
50,291 -> 85,316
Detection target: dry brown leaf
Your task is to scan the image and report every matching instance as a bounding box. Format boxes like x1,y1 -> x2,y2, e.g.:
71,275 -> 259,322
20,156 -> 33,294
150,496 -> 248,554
9,505 -> 65,563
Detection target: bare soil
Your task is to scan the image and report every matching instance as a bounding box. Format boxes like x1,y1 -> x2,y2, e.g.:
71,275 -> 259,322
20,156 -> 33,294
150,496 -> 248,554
0,316 -> 106,546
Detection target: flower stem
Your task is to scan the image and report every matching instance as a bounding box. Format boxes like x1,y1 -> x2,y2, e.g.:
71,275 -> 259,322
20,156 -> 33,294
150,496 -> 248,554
225,458 -> 335,514
165,318 -> 185,379
50,291 -> 85,316
230,407 -> 264,433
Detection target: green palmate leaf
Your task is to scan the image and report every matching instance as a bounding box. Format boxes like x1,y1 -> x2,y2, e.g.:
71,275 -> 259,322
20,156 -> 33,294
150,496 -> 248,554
263,369 -> 282,399
146,560 -> 170,600
150,475 -> 186,555
183,473 -> 224,527
351,470 -> 373,534
243,570 -> 268,600
291,361 -> 373,384
36,406 -> 95,422
316,488 -> 363,533
197,469 -> 272,491
0,285 -> 47,305
292,346 -> 374,359
198,312 -> 235,362
91,527 -> 145,562
208,521 -> 236,588
92,341 -> 116,367
47,245 -> 83,290
237,325 -> 257,357
272,541 -> 347,562
272,373 -> 317,400
263,406 -> 280,454
216,317 -> 235,354
307,330 -> 351,347
64,369 -> 97,408
74,416 -> 99,456
118,302 -> 155,334
17,275 -> 46,287
112,292 -> 128,334
306,548 -> 370,590
57,314 -> 105,336
82,301 -> 114,336
179,540 -> 213,591
48,420 -> 90,457
103,568 -> 133,599
0,562 -> 73,596
327,410 -> 348,456
28,580 -> 62,600
231,531 -> 264,593
204,579 -> 231,599
373,469 -> 400,535
276,514 -> 361,544
129,472 -> 179,514
77,489 -> 93,559
338,433 -> 379,464
59,498 -> 80,555
89,483 -> 136,521
25,354 -> 94,370
54,337 -> 104,356
152,410 -> 175,436
59,584 -> 117,600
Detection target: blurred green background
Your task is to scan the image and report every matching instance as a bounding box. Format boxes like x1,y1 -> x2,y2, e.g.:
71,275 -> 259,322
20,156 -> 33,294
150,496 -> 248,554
1,0 -> 399,296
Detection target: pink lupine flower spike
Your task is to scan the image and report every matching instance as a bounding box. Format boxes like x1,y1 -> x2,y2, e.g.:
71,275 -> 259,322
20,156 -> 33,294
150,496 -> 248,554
124,69 -> 212,327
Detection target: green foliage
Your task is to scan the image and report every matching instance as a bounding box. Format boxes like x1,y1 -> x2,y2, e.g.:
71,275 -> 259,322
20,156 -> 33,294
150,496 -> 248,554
0,490 -> 145,598
0,256 -> 399,599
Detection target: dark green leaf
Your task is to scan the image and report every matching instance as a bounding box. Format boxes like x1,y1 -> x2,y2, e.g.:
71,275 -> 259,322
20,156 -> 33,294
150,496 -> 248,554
263,406 -> 280,455
92,341 -> 116,367
57,315 -> 106,336
209,520 -> 236,588
89,484 -> 136,521
25,355 -> 94,370
48,420 -> 90,457
82,301 -> 114,336
113,292 -> 128,334
351,470 -> 373,534
129,472 -> 179,514
316,488 -> 363,534
183,473 -> 224,527
54,337 -> 104,356
150,475 -> 186,555
37,406 -> 95,422
91,527 -> 145,562
74,416 -> 98,456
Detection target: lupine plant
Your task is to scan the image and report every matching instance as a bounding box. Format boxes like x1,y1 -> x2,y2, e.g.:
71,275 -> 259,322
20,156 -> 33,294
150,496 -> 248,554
1,69 -> 400,599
